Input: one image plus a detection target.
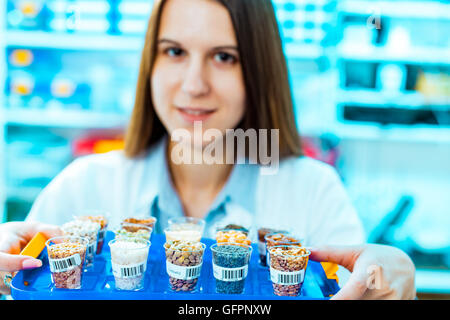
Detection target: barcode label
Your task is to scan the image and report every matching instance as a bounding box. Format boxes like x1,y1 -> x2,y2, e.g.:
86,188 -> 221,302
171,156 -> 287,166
49,254 -> 82,273
213,263 -> 248,282
112,262 -> 146,279
270,268 -> 305,285
166,262 -> 202,280
86,242 -> 96,256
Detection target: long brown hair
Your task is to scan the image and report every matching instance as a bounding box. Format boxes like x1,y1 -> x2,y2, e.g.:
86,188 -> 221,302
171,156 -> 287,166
124,0 -> 303,160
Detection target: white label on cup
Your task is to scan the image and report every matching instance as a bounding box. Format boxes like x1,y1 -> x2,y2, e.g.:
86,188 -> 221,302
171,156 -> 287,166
258,241 -> 266,255
212,263 -> 248,282
270,267 -> 305,285
166,261 -> 202,280
112,262 -> 146,279
49,254 -> 82,273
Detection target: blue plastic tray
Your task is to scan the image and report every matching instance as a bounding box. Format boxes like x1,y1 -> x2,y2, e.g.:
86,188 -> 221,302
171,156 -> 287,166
11,232 -> 340,300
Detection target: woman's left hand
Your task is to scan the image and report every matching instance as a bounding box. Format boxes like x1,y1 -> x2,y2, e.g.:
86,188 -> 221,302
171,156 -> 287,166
309,244 -> 416,300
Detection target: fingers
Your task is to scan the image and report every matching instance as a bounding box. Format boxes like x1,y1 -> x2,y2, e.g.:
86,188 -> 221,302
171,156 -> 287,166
0,252 -> 42,273
308,245 -> 363,272
17,221 -> 62,242
33,223 -> 62,240
331,267 -> 369,300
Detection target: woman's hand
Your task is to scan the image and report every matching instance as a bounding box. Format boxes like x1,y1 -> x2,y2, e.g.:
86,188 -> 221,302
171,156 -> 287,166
310,244 -> 416,300
0,221 -> 62,294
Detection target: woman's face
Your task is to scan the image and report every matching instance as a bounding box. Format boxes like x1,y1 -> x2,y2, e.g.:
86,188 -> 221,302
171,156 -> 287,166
151,0 -> 246,146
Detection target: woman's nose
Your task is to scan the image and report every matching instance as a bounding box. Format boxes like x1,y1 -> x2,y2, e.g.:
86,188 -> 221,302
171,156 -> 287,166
181,57 -> 210,97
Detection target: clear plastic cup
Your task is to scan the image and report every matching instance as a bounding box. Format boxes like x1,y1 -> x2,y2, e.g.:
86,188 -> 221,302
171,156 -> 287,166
167,217 -> 205,238
46,236 -> 88,289
257,228 -> 289,267
211,243 -> 252,294
109,238 -> 151,291
121,216 -> 157,230
74,212 -> 109,254
215,229 -> 251,246
61,219 -> 101,270
268,245 -> 311,297
264,232 -> 302,267
114,223 -> 153,242
164,240 -> 206,292
215,223 -> 250,237
164,226 -> 202,242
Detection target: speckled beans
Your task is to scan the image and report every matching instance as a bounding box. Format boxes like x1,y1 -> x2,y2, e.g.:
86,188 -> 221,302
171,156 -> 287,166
164,241 -> 205,292
269,245 -> 311,297
211,244 -> 252,294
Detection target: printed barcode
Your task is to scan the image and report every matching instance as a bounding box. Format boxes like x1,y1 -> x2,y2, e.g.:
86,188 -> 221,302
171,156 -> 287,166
119,264 -> 145,278
49,254 -> 81,273
166,262 -> 202,280
222,268 -> 244,280
87,243 -> 95,255
186,266 -> 201,278
277,273 -> 299,285
270,267 -> 304,285
213,263 -> 247,282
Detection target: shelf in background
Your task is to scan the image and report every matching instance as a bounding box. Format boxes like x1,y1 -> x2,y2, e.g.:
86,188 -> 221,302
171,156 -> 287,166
6,186 -> 43,203
330,122 -> 450,144
3,108 -> 129,129
5,30 -> 145,51
337,44 -> 450,66
339,0 -> 450,20
284,44 -> 324,60
6,30 -> 324,61
416,269 -> 450,294
337,89 -> 450,108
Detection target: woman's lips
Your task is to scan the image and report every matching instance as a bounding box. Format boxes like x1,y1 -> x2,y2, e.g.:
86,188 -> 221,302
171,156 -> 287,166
176,107 -> 216,123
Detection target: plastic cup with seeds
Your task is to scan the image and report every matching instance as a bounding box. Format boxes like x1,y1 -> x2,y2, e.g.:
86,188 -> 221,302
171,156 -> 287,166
114,223 -> 153,242
109,238 -> 151,291
269,245 -> 311,297
46,236 -> 88,289
74,213 -> 109,254
61,219 -> 101,270
164,240 -> 205,292
264,232 -> 302,267
164,226 -> 202,243
122,216 -> 157,230
165,217 -> 205,242
216,230 -> 251,246
257,228 -> 289,267
211,243 -> 252,294
215,223 -> 250,237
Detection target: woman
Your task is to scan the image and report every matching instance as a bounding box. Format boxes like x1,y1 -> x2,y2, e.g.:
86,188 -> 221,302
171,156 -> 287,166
25,0 -> 415,299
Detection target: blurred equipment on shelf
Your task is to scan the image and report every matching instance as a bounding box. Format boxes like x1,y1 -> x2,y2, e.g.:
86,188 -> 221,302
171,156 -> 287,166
72,135 -> 124,157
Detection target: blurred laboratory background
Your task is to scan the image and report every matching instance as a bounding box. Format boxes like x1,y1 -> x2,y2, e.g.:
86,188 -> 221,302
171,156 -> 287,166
0,0 -> 449,298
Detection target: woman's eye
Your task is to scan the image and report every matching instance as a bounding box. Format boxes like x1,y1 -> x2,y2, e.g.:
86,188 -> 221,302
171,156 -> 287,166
214,52 -> 237,64
165,47 -> 185,57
